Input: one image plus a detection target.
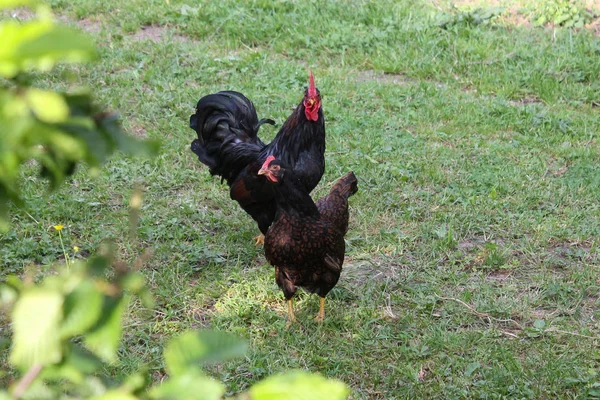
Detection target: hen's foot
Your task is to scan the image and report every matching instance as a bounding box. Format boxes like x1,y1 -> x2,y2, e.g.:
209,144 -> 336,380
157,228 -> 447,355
254,234 -> 265,246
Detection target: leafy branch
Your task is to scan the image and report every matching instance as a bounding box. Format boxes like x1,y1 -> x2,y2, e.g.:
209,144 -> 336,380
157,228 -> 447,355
0,0 -> 157,231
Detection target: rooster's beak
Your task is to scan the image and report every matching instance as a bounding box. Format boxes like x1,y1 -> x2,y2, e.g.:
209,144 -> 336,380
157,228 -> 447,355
257,168 -> 267,176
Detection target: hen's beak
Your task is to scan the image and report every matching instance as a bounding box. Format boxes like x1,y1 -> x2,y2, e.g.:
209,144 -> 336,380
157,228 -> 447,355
257,168 -> 268,176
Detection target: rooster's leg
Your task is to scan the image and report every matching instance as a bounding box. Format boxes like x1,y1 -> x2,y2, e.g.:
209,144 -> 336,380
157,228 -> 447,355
254,234 -> 265,246
314,297 -> 326,322
286,299 -> 296,327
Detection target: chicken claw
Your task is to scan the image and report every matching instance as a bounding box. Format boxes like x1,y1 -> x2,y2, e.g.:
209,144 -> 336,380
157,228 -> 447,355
254,234 -> 265,246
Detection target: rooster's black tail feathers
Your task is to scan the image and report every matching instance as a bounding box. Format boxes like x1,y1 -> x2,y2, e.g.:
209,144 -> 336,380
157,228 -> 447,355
189,91 -> 274,184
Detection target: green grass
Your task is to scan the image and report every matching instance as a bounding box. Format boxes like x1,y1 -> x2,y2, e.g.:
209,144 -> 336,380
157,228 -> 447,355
3,0 -> 600,398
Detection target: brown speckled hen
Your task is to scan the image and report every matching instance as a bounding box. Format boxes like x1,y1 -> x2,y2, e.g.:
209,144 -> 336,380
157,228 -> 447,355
257,156 -> 358,324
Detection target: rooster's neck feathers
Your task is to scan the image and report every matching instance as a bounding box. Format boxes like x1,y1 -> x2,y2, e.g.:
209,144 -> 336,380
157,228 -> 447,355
267,104 -> 324,166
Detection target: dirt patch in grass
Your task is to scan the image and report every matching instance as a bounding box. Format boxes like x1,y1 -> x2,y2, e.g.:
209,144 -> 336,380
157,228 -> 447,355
4,9 -> 104,35
458,237 -> 485,250
530,307 -> 559,320
129,24 -> 190,44
485,269 -> 513,282
127,122 -> 148,138
187,298 -> 217,329
3,7 -> 35,20
508,96 -> 542,106
355,70 -> 410,86
131,25 -> 165,43
545,158 -> 569,177
457,235 -> 506,254
548,240 -> 595,262
342,255 -> 409,286
75,17 -> 103,34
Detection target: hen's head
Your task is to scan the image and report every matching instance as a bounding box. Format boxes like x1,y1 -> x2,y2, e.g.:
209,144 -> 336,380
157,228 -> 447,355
258,155 -> 285,183
303,71 -> 321,122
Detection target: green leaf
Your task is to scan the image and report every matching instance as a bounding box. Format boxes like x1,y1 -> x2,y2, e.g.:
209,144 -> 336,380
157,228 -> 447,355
60,279 -> 104,338
41,344 -> 102,384
0,19 -> 51,77
464,362 -> 481,377
0,0 -> 38,9
10,289 -> 63,369
25,88 -> 69,123
120,272 -> 155,309
554,13 -> 571,25
89,390 -> 138,400
59,121 -> 111,164
96,112 -> 160,158
150,370 -> 225,400
120,272 -> 146,294
0,203 -> 8,231
87,255 -> 111,277
0,280 -> 20,305
13,379 -> 54,399
0,20 -> 94,78
249,371 -> 349,400
164,330 -> 247,376
84,296 -> 127,362
122,370 -> 150,396
533,319 -> 546,330
19,25 -> 94,62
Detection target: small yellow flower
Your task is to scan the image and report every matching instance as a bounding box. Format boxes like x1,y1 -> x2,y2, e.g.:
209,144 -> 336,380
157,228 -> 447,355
73,246 -> 80,252
54,225 -> 64,231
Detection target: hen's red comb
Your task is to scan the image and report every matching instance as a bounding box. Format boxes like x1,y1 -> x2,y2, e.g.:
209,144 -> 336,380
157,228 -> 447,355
261,155 -> 276,170
308,71 -> 317,98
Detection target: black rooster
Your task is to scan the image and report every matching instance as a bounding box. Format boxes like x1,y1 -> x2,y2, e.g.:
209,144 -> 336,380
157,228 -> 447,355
190,72 -> 325,243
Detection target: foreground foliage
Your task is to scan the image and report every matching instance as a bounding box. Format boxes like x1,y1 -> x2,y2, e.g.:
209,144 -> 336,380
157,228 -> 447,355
1,258 -> 348,399
0,0 -> 158,231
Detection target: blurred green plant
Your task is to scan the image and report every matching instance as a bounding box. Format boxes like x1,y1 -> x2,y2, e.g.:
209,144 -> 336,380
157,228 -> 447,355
0,257 -> 349,399
0,0 -> 157,231
0,1 -> 349,398
435,6 -> 505,29
532,0 -> 594,27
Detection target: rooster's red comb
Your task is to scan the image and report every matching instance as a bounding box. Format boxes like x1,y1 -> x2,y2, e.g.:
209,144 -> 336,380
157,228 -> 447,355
308,71 -> 317,98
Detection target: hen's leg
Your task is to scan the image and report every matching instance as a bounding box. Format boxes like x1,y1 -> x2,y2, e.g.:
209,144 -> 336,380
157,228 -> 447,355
314,297 -> 326,322
278,269 -> 297,326
286,299 -> 296,327
254,234 -> 264,246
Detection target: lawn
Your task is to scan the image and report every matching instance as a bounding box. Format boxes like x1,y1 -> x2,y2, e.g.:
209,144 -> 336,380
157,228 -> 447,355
2,0 -> 600,398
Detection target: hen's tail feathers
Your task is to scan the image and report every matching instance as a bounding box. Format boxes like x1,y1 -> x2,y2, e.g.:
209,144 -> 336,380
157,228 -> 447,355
330,171 -> 358,199
189,91 -> 275,184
